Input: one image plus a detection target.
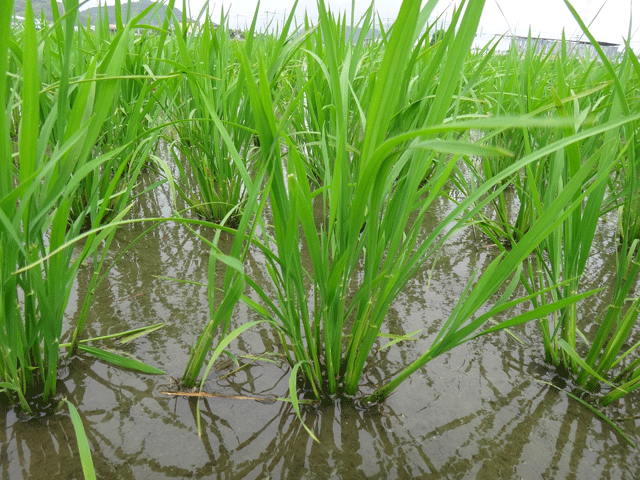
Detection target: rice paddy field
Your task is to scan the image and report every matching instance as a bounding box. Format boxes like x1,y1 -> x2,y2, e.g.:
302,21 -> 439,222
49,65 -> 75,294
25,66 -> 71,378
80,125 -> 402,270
2,0 -> 640,478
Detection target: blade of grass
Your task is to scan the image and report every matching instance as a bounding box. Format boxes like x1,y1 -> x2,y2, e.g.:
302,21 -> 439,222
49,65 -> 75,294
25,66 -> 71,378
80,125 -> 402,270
63,400 -> 97,480
77,345 -> 166,375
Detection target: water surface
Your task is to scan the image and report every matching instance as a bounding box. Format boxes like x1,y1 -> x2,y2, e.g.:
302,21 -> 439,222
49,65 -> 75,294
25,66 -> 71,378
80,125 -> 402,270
3,155 -> 639,479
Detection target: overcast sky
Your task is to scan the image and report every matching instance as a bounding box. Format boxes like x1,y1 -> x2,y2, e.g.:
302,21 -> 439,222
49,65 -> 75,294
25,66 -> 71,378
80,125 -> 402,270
81,0 -> 639,44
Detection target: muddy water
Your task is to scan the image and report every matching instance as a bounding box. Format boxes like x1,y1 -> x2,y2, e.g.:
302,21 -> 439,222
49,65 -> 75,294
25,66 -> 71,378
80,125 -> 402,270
2,157 -> 640,479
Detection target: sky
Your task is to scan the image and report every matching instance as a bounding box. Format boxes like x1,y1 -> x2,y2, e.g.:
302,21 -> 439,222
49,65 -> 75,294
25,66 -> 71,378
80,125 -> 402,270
80,0 -> 640,45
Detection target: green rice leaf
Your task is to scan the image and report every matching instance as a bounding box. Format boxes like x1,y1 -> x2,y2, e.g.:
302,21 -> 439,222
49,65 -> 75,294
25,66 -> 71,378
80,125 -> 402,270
557,340 -> 619,391
117,324 -> 166,344
289,360 -> 319,442
378,330 -> 421,351
77,345 -> 166,375
198,320 -> 265,389
63,400 -> 97,480
19,0 -> 40,189
58,324 -> 166,347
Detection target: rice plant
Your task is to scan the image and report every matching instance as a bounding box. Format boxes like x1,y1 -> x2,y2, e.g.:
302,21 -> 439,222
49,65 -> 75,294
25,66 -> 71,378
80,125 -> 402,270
162,7 -> 260,223
0,0 -> 164,414
457,0 -> 640,404
539,3 -> 640,402
176,0 -> 629,415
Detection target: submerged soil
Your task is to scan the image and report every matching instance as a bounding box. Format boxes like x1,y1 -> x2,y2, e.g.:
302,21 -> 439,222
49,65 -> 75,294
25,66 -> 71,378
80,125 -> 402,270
2,151 -> 640,479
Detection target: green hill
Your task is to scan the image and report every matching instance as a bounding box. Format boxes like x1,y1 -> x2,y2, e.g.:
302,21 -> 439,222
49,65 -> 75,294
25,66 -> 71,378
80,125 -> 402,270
12,1 -> 186,25
13,0 -> 63,21
78,0 -> 187,26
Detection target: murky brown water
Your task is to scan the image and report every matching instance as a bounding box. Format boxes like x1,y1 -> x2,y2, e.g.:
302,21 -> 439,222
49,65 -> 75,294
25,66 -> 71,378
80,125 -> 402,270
2,149 -> 640,479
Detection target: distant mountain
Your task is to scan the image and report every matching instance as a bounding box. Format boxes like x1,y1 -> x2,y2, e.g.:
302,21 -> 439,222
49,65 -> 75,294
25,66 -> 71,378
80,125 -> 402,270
12,1 -> 186,26
78,0 -> 187,27
344,26 -> 381,45
13,0 -> 63,21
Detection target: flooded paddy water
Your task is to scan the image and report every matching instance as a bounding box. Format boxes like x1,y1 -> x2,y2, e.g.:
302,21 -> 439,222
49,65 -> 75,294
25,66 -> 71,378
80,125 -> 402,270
2,151 -> 640,480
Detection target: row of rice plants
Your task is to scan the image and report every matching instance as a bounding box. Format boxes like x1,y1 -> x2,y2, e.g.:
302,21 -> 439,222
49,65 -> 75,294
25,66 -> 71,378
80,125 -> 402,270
452,4 -> 640,404
162,6 -> 256,222
179,0 -> 640,434
1,1 -> 183,473
157,1 -> 314,224
1,0 -> 169,415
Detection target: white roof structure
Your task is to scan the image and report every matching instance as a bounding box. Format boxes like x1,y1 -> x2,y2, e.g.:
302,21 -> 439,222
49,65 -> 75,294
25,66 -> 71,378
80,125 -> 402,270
458,0 -> 640,53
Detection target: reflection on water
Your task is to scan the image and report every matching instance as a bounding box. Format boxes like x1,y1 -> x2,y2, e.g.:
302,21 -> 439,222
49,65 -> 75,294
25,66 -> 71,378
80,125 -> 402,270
2,153 -> 640,479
